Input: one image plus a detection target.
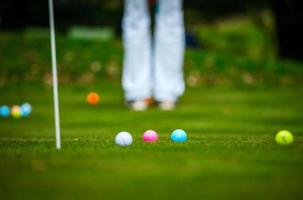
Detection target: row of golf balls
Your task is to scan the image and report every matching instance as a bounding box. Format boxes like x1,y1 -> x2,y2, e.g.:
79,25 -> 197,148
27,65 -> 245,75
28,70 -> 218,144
115,129 -> 294,146
0,103 -> 32,118
115,129 -> 187,146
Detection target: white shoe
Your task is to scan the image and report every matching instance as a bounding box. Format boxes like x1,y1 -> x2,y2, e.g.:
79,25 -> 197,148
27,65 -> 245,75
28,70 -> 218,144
126,100 -> 148,111
158,101 -> 176,111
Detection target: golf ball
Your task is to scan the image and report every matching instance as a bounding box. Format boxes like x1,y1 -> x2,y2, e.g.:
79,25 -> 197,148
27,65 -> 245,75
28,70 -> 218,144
11,105 -> 22,119
0,105 -> 10,118
275,130 -> 294,145
115,131 -> 133,146
143,130 -> 159,142
87,92 -> 100,105
171,129 -> 187,143
21,103 -> 32,117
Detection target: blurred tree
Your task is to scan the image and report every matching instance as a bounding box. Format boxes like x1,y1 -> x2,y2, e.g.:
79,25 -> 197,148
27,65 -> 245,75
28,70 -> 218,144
1,0 -> 302,61
0,0 -> 269,30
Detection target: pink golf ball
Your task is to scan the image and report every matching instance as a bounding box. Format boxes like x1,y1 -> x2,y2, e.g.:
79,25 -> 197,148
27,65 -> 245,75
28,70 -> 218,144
143,130 -> 159,142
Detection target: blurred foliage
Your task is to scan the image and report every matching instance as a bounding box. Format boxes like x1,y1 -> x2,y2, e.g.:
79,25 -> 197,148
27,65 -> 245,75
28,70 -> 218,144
194,11 -> 276,60
1,1 -> 301,87
185,50 -> 303,87
0,32 -> 122,86
2,0 -> 271,32
0,31 -> 302,88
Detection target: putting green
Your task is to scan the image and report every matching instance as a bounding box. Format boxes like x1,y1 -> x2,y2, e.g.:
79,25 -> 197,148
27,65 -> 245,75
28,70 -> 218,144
0,84 -> 303,199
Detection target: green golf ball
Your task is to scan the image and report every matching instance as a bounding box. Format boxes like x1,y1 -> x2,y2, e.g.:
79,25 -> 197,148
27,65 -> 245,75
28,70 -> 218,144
275,130 -> 294,145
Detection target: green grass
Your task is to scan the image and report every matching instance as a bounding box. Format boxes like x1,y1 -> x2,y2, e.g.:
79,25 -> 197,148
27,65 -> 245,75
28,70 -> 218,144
1,30 -> 303,199
1,83 -> 303,199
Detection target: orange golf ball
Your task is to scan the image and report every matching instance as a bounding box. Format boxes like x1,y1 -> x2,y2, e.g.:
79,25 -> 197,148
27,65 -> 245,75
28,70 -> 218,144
87,92 -> 100,105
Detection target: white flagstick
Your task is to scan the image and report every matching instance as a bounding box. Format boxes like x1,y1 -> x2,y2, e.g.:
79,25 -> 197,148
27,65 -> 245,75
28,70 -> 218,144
48,0 -> 61,149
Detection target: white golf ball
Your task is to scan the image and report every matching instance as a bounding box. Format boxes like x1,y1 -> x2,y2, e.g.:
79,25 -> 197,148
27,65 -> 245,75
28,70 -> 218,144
115,131 -> 133,146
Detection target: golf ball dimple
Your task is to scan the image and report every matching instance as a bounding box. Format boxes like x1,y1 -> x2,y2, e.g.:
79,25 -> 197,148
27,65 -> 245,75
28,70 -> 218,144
11,105 -> 22,119
143,130 -> 159,142
21,103 -> 32,117
0,105 -> 10,118
115,131 -> 133,146
275,130 -> 294,145
171,129 -> 187,143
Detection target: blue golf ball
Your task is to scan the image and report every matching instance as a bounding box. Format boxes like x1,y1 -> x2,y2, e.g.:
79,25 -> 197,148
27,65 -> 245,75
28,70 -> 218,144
21,103 -> 32,117
171,129 -> 187,142
0,105 -> 10,118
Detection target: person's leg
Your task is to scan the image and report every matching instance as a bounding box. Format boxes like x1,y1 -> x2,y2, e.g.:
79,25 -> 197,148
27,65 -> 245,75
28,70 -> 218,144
154,0 -> 185,102
122,0 -> 152,101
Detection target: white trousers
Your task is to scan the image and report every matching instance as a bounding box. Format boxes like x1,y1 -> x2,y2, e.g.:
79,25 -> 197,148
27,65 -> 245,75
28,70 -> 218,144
122,0 -> 185,102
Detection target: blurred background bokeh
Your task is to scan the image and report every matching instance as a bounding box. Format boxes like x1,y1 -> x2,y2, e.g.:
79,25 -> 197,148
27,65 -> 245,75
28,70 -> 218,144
0,0 -> 302,87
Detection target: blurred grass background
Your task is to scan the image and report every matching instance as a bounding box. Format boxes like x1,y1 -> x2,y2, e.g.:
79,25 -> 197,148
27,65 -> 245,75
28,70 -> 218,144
1,1 -> 303,87
0,27 -> 302,88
